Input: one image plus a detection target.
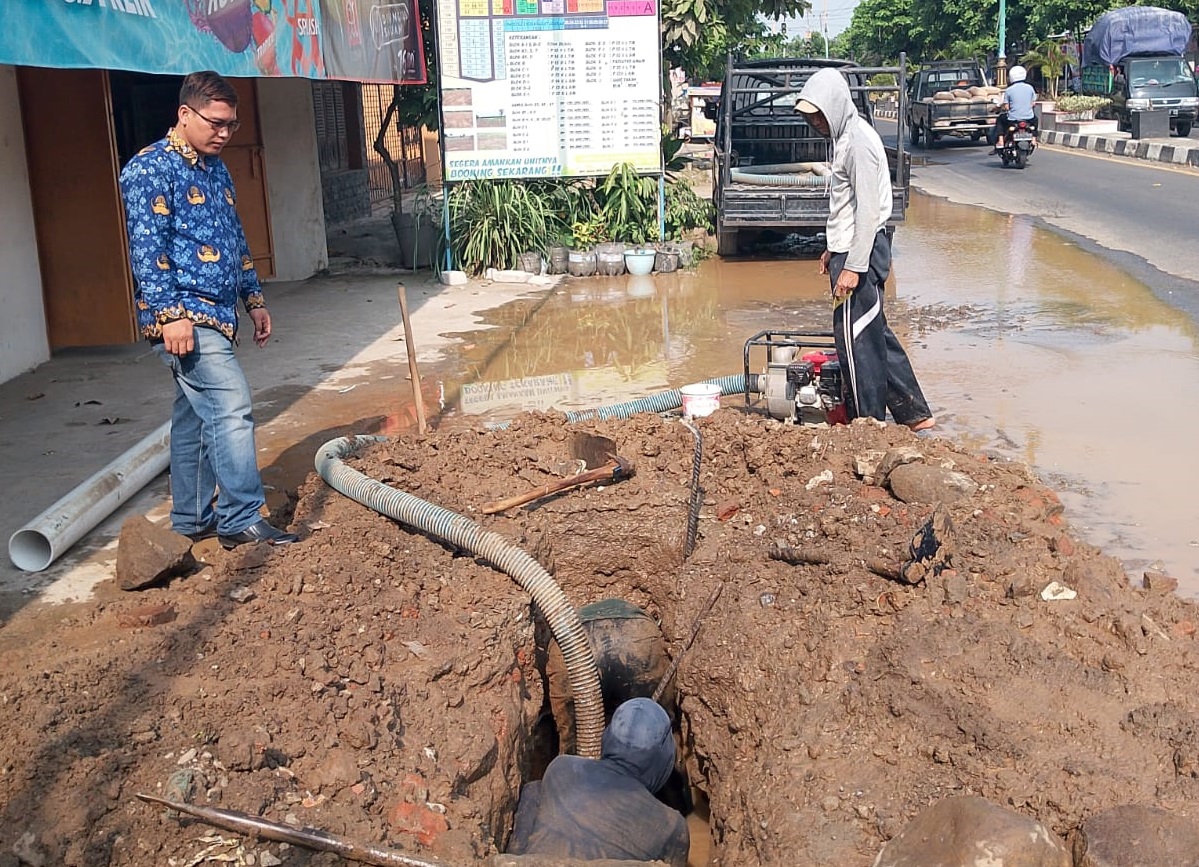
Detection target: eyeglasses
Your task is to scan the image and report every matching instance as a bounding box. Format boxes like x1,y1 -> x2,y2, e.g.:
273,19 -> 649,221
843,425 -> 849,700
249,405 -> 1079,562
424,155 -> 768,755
187,105 -> 241,135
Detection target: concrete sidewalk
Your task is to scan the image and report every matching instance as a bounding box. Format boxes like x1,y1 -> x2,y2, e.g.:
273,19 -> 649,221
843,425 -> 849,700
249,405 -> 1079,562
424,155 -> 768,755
0,263 -> 551,616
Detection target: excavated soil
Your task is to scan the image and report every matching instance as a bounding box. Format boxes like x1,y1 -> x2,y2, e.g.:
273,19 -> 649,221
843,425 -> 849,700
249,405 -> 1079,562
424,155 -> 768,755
2,409 -> 1199,867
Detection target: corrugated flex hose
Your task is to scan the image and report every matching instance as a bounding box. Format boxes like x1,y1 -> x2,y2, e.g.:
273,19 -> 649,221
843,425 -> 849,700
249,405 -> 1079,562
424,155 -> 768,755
490,373 -> 759,429
315,435 -> 605,759
730,161 -> 831,187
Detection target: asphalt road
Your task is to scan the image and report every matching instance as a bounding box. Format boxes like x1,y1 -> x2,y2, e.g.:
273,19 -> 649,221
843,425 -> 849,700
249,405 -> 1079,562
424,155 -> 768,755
877,117 -> 1199,322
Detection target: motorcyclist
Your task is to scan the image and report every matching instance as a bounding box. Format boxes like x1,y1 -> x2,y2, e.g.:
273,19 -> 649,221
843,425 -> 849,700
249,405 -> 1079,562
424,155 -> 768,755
992,65 -> 1037,152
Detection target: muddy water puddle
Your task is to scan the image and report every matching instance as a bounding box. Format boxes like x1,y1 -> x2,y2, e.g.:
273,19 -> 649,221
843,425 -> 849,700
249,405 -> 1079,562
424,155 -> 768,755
429,194 -> 1199,595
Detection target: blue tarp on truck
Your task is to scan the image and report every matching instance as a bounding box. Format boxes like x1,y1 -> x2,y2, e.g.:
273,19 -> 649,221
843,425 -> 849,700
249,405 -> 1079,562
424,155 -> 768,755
1082,6 -> 1192,67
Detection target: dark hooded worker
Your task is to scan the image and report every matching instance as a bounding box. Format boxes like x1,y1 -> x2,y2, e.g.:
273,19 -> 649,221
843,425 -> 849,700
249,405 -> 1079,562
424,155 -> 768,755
507,698 -> 689,866
795,68 -> 935,432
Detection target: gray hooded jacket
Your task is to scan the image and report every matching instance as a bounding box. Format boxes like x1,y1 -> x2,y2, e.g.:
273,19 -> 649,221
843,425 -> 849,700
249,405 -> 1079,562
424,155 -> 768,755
797,67 -> 893,272
508,698 -> 689,866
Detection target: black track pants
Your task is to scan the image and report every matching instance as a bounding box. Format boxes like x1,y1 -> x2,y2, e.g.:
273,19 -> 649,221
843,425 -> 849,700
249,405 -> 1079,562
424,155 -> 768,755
828,231 -> 932,425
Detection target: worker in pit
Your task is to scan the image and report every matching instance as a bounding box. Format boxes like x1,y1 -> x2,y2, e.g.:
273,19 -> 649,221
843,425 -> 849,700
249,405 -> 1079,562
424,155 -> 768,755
507,698 -> 690,866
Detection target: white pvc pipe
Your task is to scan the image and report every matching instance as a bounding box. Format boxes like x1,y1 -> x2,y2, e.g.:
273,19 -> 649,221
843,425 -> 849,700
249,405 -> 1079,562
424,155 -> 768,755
8,421 -> 172,572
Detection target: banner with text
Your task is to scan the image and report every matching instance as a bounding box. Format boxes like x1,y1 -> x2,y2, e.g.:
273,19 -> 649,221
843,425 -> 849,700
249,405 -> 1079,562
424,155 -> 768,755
1,0 -> 425,84
435,0 -> 661,180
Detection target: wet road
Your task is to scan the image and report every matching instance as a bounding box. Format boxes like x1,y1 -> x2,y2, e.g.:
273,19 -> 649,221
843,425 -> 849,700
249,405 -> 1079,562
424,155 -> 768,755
439,192 -> 1199,596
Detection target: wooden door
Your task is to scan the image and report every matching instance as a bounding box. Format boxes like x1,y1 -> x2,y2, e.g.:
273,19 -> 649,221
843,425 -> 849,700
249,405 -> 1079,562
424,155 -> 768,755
223,78 -> 275,279
17,68 -> 136,348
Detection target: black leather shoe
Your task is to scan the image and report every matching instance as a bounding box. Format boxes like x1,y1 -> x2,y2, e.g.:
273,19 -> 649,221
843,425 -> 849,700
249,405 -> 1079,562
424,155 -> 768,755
184,524 -> 218,543
218,519 -> 299,550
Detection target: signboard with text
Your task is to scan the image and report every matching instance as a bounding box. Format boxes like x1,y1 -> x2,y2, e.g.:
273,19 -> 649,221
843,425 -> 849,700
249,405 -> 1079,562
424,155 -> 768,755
1,0 -> 425,85
435,0 -> 661,180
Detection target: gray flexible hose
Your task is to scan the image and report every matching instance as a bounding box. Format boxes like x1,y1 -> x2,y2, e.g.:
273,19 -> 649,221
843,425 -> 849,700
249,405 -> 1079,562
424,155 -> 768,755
315,435 -> 605,759
524,373 -> 758,426
730,169 -> 828,186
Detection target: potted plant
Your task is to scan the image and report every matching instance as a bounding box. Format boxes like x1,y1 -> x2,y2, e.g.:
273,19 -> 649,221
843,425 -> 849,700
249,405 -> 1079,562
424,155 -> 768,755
1053,93 -> 1111,122
567,216 -> 604,277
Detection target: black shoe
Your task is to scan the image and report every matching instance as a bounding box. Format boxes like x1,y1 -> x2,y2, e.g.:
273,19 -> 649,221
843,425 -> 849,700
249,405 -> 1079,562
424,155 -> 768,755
184,524 -> 218,543
218,519 -> 299,550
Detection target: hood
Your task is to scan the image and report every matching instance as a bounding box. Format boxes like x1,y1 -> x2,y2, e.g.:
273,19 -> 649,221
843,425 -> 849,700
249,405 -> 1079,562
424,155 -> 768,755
797,67 -> 858,140
600,698 -> 675,793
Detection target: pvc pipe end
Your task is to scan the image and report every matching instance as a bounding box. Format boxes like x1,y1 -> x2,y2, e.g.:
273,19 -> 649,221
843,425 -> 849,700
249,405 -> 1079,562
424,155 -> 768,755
9,529 -> 53,572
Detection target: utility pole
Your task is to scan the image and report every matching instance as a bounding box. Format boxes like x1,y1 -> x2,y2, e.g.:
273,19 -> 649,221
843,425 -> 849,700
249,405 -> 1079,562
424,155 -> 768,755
822,0 -> 830,59
995,0 -> 1008,86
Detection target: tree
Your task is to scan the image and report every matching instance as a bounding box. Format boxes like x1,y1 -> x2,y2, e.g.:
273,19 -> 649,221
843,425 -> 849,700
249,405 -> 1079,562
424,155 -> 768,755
1021,39 -> 1069,98
662,0 -> 812,81
839,0 -> 922,65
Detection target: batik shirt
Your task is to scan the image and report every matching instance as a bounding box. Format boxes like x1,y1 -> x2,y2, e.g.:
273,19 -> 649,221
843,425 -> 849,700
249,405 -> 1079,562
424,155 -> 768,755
120,127 -> 265,341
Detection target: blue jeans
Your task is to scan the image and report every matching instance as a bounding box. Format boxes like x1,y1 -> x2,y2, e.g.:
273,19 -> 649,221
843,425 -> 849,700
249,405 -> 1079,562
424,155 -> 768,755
154,327 -> 266,536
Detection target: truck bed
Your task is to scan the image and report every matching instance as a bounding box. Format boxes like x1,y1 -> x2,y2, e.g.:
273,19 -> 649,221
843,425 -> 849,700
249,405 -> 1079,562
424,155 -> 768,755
713,56 -> 909,255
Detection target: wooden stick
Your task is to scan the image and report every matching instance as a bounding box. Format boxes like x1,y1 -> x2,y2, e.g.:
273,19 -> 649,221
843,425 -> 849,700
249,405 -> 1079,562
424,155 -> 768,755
397,282 -> 427,434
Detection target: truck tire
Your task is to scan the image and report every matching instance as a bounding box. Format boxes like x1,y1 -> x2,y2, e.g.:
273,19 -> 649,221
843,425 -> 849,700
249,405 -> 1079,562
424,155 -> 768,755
717,228 -> 739,257
1176,121 -> 1193,137
909,122 -> 921,147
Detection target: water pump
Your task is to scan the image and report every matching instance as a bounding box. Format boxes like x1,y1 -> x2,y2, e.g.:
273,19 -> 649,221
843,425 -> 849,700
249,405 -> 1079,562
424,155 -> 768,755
743,331 -> 847,425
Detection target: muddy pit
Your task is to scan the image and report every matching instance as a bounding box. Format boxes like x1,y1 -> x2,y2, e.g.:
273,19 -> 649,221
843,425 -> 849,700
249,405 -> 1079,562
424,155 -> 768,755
2,409 -> 1199,867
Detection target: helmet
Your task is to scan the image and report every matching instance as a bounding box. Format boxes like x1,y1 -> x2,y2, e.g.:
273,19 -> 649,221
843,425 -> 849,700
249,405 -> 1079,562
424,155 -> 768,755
1009,65 -> 1027,83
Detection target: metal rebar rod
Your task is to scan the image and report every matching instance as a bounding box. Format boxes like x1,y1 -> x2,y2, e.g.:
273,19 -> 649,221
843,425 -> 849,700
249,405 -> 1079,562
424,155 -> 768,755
681,417 -> 703,560
135,794 -> 456,867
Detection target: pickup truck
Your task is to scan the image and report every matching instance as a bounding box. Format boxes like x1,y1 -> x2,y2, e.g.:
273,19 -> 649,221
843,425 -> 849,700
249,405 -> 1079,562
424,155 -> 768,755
712,56 -> 909,257
906,60 -> 1000,147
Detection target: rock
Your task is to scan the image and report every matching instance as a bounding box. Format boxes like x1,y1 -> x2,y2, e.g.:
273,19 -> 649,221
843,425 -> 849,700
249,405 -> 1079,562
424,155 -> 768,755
888,464 -> 978,506
1143,570 -> 1179,593
439,270 -> 468,286
854,449 -> 886,483
484,268 -> 531,283
12,831 -> 47,867
1074,804 -> 1199,867
873,795 -> 1070,867
117,603 -> 177,629
876,446 -> 924,484
258,852 -> 283,867
388,800 -> 450,847
311,747 -> 359,792
116,515 -> 195,591
806,469 -> 833,490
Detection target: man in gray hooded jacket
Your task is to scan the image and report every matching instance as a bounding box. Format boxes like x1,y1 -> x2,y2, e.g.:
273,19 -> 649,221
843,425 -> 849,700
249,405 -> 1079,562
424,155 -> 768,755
796,67 -> 934,430
507,698 -> 689,866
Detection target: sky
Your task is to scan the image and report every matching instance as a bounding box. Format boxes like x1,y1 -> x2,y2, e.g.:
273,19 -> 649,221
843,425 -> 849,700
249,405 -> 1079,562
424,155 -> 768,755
768,0 -> 861,40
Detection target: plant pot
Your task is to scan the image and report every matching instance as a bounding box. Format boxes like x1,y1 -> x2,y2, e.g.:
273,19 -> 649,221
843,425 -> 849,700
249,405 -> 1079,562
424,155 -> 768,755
547,246 -> 569,275
567,248 -> 597,278
624,248 -> 656,276
596,246 -> 626,277
517,251 -> 542,274
392,211 -> 439,270
654,248 -> 680,273
671,240 -> 695,267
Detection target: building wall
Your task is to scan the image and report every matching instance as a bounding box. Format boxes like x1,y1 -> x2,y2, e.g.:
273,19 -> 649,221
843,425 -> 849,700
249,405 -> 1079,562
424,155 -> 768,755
0,65 -> 49,384
257,78 -> 328,281
322,169 -> 372,225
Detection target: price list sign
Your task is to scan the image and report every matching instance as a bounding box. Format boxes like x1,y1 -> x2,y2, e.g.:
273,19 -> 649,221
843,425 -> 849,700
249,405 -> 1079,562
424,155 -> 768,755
435,0 -> 661,180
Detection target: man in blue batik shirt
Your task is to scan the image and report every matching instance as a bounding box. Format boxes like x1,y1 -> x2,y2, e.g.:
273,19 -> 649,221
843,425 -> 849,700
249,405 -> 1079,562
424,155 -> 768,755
120,71 -> 297,553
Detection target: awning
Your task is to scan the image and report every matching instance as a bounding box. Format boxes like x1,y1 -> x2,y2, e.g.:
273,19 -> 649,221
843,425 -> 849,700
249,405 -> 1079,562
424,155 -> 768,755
1,0 -> 426,85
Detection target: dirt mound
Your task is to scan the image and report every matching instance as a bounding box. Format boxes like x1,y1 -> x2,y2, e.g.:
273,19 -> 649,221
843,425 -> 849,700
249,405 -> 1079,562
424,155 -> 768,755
1,409 -> 1198,867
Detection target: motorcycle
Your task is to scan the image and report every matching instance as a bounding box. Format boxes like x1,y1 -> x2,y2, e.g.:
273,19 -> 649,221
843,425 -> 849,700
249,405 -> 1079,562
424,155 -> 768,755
997,117 -> 1037,168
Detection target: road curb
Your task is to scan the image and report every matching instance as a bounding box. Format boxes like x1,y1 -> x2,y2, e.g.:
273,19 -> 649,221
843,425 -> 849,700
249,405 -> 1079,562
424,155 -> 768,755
1041,128 -> 1199,168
